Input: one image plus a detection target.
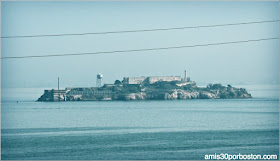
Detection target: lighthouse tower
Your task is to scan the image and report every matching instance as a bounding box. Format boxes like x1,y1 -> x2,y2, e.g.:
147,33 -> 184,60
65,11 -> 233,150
184,70 -> 188,82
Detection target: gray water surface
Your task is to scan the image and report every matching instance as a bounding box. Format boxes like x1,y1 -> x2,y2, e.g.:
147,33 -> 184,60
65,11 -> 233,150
1,85 -> 279,160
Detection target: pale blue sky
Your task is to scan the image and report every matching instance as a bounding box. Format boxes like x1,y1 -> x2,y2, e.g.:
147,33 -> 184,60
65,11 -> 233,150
1,1 -> 279,88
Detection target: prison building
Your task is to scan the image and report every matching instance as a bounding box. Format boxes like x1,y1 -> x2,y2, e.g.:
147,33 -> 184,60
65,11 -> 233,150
67,90 -> 112,95
147,76 -> 181,84
123,76 -> 146,84
122,76 -> 181,84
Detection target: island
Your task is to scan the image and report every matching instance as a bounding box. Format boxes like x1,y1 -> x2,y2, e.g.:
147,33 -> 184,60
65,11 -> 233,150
37,72 -> 252,101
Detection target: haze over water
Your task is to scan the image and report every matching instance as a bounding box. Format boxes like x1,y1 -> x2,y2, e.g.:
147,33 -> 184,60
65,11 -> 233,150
1,85 -> 279,160
1,1 -> 279,160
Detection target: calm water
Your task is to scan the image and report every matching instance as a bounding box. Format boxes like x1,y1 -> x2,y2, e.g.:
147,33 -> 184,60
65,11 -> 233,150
1,85 -> 279,160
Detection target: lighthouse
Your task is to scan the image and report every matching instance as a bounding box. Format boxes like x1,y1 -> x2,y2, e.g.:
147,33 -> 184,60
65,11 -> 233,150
184,70 -> 187,82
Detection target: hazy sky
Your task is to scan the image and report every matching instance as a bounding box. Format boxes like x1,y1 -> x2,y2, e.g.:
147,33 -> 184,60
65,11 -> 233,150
1,1 -> 279,88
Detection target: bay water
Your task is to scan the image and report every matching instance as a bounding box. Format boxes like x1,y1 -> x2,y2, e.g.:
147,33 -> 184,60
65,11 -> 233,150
1,85 -> 279,160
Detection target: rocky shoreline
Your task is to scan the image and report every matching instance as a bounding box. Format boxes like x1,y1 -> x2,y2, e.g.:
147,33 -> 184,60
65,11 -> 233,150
120,89 -> 251,101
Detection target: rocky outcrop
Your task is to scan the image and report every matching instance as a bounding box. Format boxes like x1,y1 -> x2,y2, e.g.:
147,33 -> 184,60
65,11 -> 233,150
124,92 -> 147,100
110,87 -> 251,101
199,91 -> 217,99
124,92 -> 248,101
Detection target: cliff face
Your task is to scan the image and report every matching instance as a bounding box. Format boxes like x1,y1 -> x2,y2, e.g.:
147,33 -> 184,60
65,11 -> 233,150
113,88 -> 251,101
37,82 -> 252,101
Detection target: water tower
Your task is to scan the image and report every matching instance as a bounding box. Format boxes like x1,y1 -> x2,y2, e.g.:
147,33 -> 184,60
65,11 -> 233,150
96,73 -> 103,87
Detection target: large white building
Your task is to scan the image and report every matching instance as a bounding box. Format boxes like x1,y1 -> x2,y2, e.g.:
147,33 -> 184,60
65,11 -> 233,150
123,76 -> 182,84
